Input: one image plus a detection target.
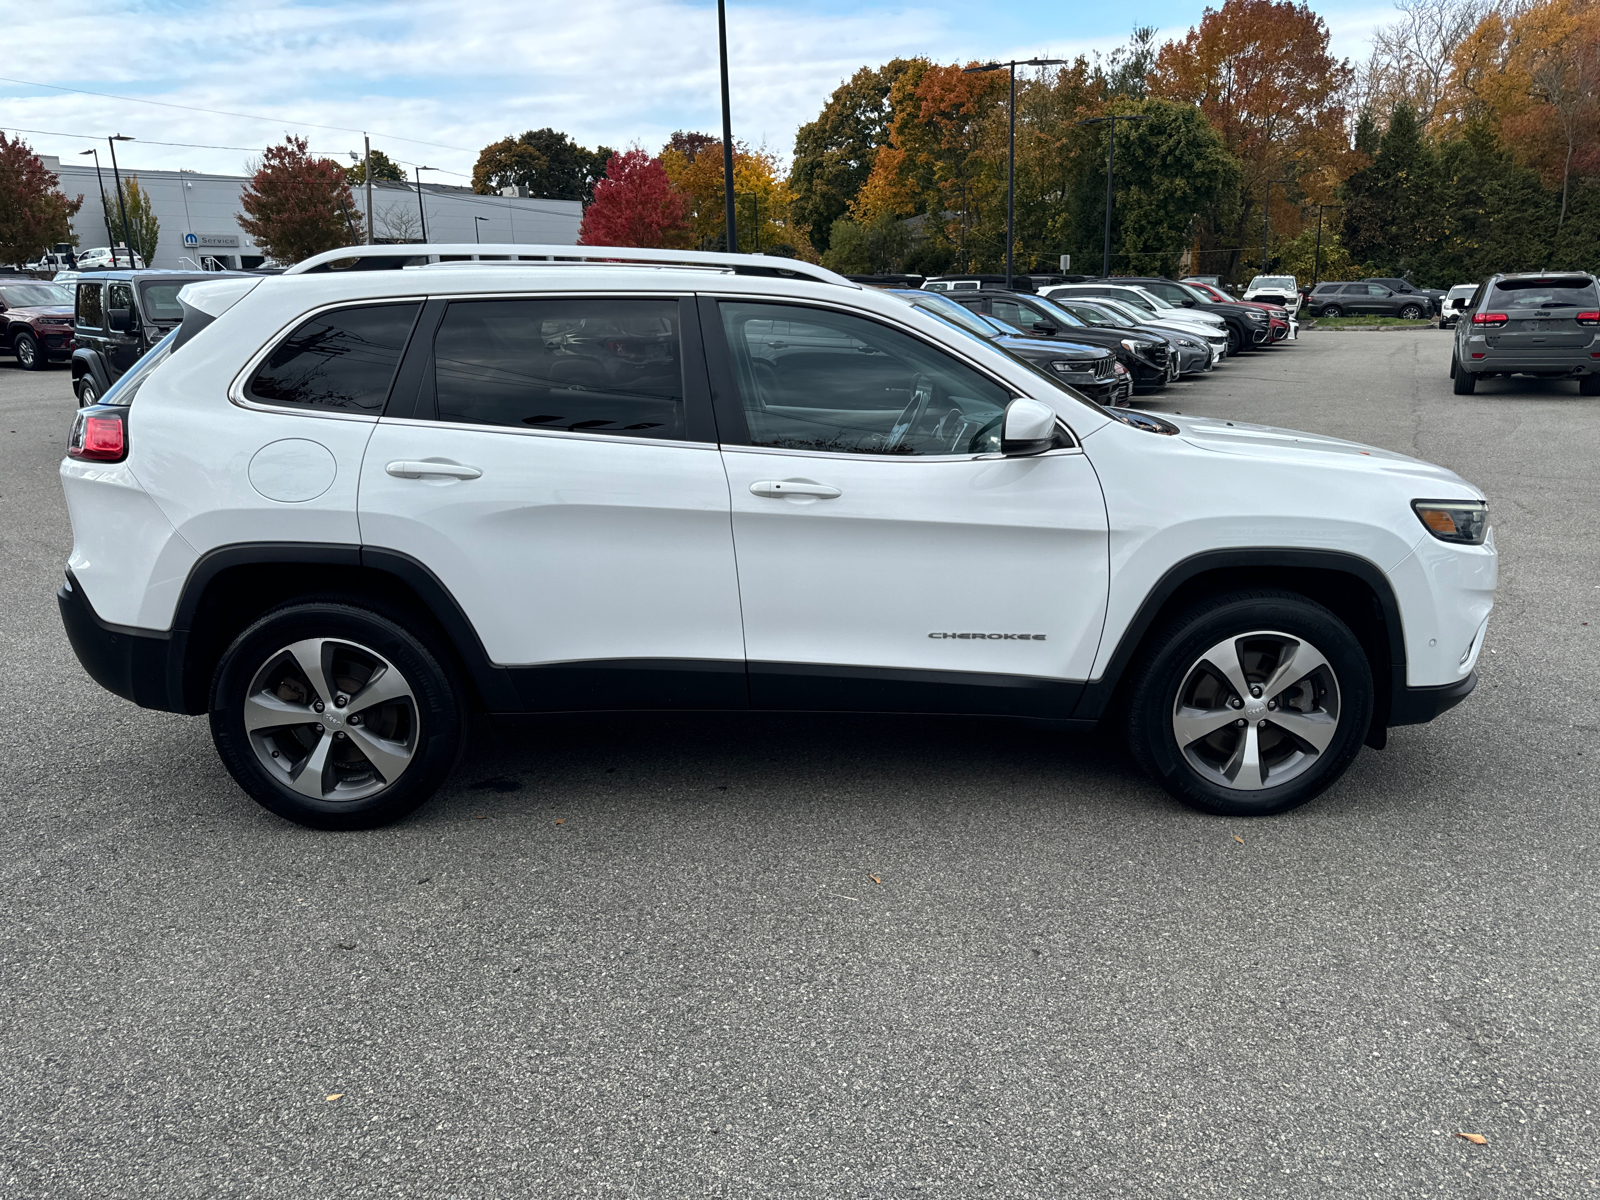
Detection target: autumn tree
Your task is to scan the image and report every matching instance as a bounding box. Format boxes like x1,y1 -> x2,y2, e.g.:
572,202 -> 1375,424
789,59 -> 922,252
1151,0 -> 1356,277
0,134 -> 82,265
110,175 -> 160,265
577,150 -> 691,248
661,140 -> 806,255
346,148 -> 406,184
472,129 -> 613,202
238,135 -> 363,264
1357,0 -> 1489,130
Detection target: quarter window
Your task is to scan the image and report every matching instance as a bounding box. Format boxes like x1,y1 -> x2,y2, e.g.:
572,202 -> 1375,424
429,298 -> 685,439
77,282 -> 103,329
248,303 -> 420,413
718,301 -> 1013,456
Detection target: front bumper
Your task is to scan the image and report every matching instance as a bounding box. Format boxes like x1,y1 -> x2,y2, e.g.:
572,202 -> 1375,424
58,571 -> 187,713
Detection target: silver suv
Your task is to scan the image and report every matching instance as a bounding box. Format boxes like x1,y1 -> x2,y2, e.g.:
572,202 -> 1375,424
1451,273 -> 1600,395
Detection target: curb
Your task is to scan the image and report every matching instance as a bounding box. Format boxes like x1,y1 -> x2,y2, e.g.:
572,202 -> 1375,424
1300,322 -> 1442,333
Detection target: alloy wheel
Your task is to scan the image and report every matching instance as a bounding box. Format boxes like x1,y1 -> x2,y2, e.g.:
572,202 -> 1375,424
244,637 -> 419,802
1171,630 -> 1341,792
16,335 -> 37,368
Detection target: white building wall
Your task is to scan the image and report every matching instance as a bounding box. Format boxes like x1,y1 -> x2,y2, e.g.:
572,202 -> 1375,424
45,157 -> 581,268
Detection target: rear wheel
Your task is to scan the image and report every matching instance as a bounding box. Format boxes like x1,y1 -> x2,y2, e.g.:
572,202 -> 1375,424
1453,364 -> 1477,394
74,375 -> 99,406
1581,373 -> 1600,396
1398,304 -> 1423,320
209,602 -> 465,829
1319,304 -> 1343,318
1126,591 -> 1373,817
14,332 -> 42,370
1449,351 -> 1457,378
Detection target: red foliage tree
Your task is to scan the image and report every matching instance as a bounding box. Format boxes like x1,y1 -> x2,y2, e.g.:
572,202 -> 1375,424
577,150 -> 691,248
0,134 -> 82,265
238,135 -> 363,264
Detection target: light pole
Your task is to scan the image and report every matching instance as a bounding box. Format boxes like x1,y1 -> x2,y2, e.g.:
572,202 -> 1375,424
413,166 -> 435,243
717,0 -> 737,253
1309,203 -> 1341,287
474,216 -> 489,244
963,58 -> 1068,289
107,135 -> 135,266
1076,113 -> 1153,278
1260,177 -> 1292,272
78,149 -> 116,256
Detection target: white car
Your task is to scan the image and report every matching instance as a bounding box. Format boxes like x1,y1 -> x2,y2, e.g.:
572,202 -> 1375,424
1244,275 -> 1300,309
1439,284 -> 1476,328
1058,294 -> 1229,362
58,244 -> 1496,829
1043,283 -> 1231,341
74,247 -> 146,270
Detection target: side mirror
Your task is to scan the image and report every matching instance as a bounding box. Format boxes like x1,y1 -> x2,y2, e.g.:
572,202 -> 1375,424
1180,299 -> 1196,307
1001,398 -> 1059,457
108,308 -> 132,332
1032,322 -> 1060,336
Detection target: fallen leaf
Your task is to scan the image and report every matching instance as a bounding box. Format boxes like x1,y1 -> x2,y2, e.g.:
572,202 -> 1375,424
1233,835 -> 1245,845
473,815 -> 487,820
553,818 -> 565,825
869,875 -> 881,885
325,1094 -> 343,1102
1455,1132 -> 1487,1145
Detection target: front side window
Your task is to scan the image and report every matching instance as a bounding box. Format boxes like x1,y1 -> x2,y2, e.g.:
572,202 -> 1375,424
107,283 -> 134,322
718,301 -> 1014,457
1367,285 -> 1391,297
248,303 -> 420,412
77,282 -> 103,329
430,298 -> 685,439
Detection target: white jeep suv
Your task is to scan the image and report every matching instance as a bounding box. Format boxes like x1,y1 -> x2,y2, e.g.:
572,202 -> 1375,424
58,245 -> 1496,829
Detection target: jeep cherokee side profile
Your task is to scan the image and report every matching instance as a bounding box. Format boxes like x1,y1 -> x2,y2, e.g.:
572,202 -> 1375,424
58,245 -> 1496,829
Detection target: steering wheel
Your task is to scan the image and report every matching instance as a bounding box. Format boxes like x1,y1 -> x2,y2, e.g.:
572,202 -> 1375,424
888,373 -> 936,451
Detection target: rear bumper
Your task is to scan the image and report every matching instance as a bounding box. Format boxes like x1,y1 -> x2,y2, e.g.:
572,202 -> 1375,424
57,571 -> 187,713
1390,671 -> 1477,726
1465,357 -> 1596,375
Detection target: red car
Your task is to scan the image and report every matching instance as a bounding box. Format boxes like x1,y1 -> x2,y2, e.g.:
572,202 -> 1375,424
1185,279 -> 1295,341
0,279 -> 77,370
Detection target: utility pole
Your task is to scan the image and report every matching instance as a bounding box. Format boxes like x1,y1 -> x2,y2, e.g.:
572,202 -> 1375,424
964,58 -> 1067,289
717,0 -> 737,253
1076,113 -> 1153,277
1309,203 -> 1341,287
1261,178 -> 1291,272
107,135 -> 135,266
364,134 -> 374,245
474,216 -> 488,243
79,149 -> 116,255
413,166 -> 435,243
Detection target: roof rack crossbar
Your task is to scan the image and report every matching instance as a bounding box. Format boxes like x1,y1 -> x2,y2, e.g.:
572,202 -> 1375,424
284,244 -> 858,288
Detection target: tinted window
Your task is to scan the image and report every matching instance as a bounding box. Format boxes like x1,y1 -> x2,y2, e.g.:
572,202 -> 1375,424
138,282 -> 187,322
1491,277 -> 1598,308
77,282 -> 103,328
430,298 -> 684,439
249,303 -> 419,412
718,301 -> 1013,456
108,283 -> 134,318
1366,285 -> 1390,297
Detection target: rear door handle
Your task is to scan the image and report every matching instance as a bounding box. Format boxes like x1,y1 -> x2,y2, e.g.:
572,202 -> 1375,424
386,460 -> 483,480
750,480 -> 841,499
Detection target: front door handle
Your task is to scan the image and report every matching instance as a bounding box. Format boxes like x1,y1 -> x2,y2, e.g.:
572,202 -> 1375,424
386,460 -> 483,480
750,479 -> 841,499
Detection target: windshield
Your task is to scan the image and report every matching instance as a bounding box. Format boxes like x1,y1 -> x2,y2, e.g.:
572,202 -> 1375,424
1248,276 -> 1296,290
1028,296 -> 1089,328
1491,276 -> 1598,308
137,282 -> 188,323
0,283 -> 73,307
1059,299 -> 1134,328
893,289 -> 998,337
100,330 -> 176,406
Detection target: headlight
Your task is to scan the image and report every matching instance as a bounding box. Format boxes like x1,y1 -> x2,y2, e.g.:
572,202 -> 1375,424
1412,499 -> 1488,545
1245,310 -> 1268,322
1049,360 -> 1089,374
1119,338 -> 1149,354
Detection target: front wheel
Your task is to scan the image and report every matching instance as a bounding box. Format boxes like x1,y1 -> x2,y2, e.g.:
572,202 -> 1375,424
14,332 -> 43,370
209,602 -> 465,829
1126,591 -> 1373,816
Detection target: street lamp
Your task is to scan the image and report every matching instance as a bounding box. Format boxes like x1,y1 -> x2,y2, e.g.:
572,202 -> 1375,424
78,149 -> 117,255
474,215 -> 489,244
413,166 -> 435,243
963,58 -> 1068,289
717,0 -> 737,253
107,134 -> 135,266
1261,177 -> 1292,272
1075,113 -> 1152,278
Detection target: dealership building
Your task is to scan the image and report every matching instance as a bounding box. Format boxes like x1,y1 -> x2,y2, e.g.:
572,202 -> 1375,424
42,156 -> 582,269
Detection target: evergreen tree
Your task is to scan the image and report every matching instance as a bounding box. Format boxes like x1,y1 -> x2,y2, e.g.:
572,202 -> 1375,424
1341,104 -> 1442,279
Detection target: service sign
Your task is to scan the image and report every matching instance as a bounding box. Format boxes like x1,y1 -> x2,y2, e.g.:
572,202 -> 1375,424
183,232 -> 241,248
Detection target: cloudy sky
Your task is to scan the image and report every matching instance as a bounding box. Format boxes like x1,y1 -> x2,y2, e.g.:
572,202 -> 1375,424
4,0 -> 1395,183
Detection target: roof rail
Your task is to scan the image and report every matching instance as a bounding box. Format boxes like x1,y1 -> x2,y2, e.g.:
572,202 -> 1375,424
284,243 -> 859,288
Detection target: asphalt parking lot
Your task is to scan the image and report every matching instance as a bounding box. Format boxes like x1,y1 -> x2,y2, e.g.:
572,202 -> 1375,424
2,330 -> 1597,1199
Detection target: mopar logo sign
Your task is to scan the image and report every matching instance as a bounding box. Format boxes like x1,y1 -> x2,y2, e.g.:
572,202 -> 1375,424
184,232 -> 240,248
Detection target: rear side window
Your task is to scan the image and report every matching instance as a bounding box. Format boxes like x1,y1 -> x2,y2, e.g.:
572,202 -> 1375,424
248,303 -> 420,413
77,282 -> 103,328
430,298 -> 685,439
1491,276 -> 1598,308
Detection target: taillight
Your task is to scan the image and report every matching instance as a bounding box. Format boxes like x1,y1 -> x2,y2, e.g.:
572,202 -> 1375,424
68,408 -> 128,462
1472,312 -> 1508,327
1577,311 -> 1599,326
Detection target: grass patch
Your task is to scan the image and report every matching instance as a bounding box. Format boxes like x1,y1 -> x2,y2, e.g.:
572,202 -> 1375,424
1307,315 -> 1435,329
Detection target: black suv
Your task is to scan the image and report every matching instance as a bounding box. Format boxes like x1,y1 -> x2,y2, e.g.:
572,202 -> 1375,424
945,290 -> 1173,388
71,270 -> 244,405
1308,282 -> 1430,320
1363,277 -> 1443,316
1450,272 -> 1600,395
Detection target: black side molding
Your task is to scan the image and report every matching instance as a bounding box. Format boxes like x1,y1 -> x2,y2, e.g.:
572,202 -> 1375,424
750,661 -> 1086,720
57,573 -> 186,713
1390,671 -> 1476,726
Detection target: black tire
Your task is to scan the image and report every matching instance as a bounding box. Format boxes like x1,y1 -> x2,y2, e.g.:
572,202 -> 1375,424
209,601 -> 464,829
75,375 -> 98,407
1398,304 -> 1423,320
1580,373 -> 1600,396
1449,351 -> 1457,378
1125,591 -> 1373,817
14,331 -> 43,371
1319,304 -> 1342,318
1226,326 -> 1242,355
1453,365 -> 1477,395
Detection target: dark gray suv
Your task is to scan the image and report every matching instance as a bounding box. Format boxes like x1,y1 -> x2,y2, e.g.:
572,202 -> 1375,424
1450,272 -> 1600,395
1308,281 -> 1429,319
